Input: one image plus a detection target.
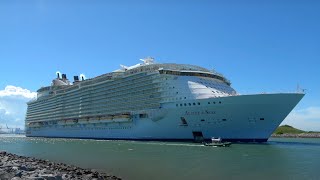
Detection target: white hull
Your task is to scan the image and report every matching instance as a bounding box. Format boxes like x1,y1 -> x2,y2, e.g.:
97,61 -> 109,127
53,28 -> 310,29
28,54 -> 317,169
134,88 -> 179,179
26,93 -> 304,142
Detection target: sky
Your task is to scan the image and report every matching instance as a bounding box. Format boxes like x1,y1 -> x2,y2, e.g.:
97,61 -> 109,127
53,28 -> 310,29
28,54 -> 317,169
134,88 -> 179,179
0,0 -> 319,130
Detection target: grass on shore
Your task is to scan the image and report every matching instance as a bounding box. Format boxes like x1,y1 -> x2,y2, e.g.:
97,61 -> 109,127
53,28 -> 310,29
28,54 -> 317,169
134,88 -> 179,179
273,125 -> 305,135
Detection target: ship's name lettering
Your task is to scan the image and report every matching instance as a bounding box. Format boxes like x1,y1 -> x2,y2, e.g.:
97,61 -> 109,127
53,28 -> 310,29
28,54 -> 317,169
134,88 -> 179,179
185,110 -> 216,115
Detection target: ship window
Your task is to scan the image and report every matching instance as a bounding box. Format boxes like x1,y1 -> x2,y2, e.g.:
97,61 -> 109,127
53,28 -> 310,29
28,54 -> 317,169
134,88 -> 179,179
184,97 -> 186,99
208,102 -> 210,104
189,103 -> 191,106
193,103 -> 196,105
222,119 -> 226,121
176,104 -> 178,107
180,104 -> 183,106
201,119 -> 205,122
219,101 -> 221,104
198,102 -> 200,105
184,103 -> 187,106
213,102 -> 216,104
139,114 -> 148,118
260,118 -> 264,120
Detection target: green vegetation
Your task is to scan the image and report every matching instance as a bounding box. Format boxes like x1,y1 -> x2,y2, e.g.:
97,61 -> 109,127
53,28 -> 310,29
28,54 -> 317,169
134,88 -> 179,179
273,125 -> 305,135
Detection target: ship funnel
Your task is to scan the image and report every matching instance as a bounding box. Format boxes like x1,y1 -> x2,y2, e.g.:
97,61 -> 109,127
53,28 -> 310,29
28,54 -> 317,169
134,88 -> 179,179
62,74 -> 67,79
74,76 -> 79,82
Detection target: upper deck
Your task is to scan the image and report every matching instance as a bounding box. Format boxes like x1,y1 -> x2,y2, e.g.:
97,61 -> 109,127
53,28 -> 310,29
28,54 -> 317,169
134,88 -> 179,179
30,58 -> 231,103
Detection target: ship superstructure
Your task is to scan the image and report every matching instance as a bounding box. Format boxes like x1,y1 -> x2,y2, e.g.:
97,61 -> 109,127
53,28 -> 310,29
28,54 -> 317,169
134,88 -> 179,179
25,57 -> 304,142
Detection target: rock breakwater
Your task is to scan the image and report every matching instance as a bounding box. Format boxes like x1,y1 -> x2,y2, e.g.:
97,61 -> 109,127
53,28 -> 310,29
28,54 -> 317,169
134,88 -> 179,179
0,151 -> 121,180
272,133 -> 320,138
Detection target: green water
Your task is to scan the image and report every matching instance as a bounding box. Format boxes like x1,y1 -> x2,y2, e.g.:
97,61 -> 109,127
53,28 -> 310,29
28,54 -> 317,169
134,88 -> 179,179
1,135 -> 319,180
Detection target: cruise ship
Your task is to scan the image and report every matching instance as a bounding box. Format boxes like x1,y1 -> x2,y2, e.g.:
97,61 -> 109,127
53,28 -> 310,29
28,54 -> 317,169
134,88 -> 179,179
25,57 -> 304,142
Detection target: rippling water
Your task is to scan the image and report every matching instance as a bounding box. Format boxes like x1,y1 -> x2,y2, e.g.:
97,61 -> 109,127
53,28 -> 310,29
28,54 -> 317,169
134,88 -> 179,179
1,135 -> 320,180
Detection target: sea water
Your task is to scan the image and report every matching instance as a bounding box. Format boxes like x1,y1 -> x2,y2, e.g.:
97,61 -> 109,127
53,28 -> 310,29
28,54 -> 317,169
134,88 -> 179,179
1,135 -> 319,180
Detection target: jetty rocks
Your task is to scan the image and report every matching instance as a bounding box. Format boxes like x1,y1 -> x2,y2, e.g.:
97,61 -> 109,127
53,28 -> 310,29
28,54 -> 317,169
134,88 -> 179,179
0,151 -> 121,180
272,133 -> 320,138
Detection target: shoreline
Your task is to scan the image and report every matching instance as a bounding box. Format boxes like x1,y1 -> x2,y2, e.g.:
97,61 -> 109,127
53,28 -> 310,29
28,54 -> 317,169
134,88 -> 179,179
0,151 -> 121,180
271,133 -> 320,138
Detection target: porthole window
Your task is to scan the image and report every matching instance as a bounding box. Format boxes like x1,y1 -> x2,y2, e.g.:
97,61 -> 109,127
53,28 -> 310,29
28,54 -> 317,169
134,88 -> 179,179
189,103 -> 191,106
193,103 -> 196,105
208,102 -> 210,104
198,102 -> 200,105
180,104 -> 183,106
219,101 -> 221,104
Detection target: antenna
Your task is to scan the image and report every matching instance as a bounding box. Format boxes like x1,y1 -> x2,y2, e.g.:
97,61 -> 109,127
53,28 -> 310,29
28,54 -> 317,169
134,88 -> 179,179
296,83 -> 307,93
80,74 -> 86,81
56,71 -> 61,79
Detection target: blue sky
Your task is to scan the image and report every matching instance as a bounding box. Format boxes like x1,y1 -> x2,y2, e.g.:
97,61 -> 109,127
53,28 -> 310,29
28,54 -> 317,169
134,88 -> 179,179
0,0 -> 319,130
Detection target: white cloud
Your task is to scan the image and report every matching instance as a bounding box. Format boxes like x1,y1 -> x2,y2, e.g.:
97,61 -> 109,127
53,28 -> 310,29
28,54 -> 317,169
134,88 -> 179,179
0,85 -> 36,99
282,106 -> 320,131
0,85 -> 36,130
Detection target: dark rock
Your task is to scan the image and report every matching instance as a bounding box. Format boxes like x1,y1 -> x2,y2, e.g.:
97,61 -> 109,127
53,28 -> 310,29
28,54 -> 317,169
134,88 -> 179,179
14,171 -> 22,177
61,173 -> 68,179
18,165 -> 28,171
70,174 -> 75,179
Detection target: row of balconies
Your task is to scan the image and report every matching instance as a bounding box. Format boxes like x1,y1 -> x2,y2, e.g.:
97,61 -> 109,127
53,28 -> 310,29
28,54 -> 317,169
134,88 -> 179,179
26,102 -> 159,121
27,89 -> 161,117
28,79 -> 160,112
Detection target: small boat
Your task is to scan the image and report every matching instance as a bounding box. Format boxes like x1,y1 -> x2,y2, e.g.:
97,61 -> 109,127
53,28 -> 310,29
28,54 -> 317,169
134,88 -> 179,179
203,137 -> 231,147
